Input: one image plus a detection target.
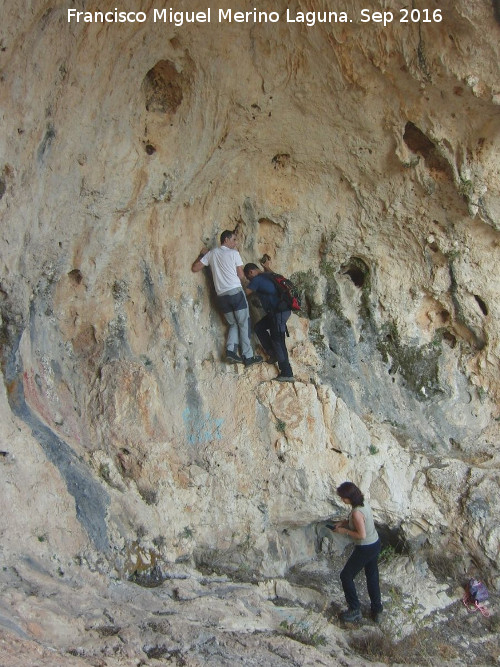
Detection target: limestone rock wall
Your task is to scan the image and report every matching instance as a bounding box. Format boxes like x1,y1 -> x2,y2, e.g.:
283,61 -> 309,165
1,0 -> 500,590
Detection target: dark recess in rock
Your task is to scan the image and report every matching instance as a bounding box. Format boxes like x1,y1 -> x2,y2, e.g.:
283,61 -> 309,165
143,60 -> 183,113
474,294 -> 488,316
37,124 -> 56,162
493,0 -> 500,23
342,257 -> 370,288
68,269 -> 83,285
403,121 -> 451,175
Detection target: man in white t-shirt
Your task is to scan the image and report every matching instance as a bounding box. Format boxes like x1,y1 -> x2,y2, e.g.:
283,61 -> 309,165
192,230 -> 262,366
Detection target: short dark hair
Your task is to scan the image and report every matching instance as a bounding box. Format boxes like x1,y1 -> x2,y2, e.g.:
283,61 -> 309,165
220,230 -> 235,245
244,262 -> 259,278
336,481 -> 364,507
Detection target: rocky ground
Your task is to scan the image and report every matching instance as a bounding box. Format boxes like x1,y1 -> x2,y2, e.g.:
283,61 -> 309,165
0,544 -> 497,666
1,1 -> 500,665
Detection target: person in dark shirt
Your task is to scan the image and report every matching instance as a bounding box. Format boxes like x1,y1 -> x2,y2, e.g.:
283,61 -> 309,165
244,263 -> 294,382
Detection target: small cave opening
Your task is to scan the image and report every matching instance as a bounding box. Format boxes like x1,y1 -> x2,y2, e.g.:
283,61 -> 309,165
403,121 -> 435,156
271,153 -> 291,169
143,60 -> 184,114
403,121 -> 451,175
474,294 -> 488,316
442,330 -> 457,348
342,257 -> 370,288
68,269 -> 83,285
375,523 -> 408,556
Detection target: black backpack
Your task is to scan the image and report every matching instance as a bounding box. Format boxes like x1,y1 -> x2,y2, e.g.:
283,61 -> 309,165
265,273 -> 301,313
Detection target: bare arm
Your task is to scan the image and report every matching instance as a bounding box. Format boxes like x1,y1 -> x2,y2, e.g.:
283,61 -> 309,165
260,254 -> 272,271
236,265 -> 246,283
191,248 -> 208,273
240,267 -> 254,294
335,510 -> 366,540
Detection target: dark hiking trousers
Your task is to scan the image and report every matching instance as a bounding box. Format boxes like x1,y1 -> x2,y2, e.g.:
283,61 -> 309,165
340,539 -> 382,612
254,311 -> 292,377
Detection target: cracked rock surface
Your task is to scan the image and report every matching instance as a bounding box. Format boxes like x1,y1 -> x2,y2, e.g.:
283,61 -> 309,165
1,0 -> 499,663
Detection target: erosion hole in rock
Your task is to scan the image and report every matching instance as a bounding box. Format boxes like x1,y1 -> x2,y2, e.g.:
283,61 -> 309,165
403,121 -> 451,174
442,330 -> 457,348
272,153 -> 291,169
143,60 -> 184,113
474,294 -> 488,316
403,121 -> 435,156
342,257 -> 370,288
68,269 -> 83,285
494,0 -> 500,24
376,523 -> 408,556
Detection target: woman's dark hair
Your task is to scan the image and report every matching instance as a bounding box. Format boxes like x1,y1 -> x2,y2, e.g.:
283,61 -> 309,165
337,481 -> 364,507
244,262 -> 259,277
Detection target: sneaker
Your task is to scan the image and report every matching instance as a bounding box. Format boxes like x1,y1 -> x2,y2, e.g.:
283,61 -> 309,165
340,608 -> 362,623
275,374 -> 294,382
244,355 -> 263,367
226,350 -> 244,364
371,607 -> 383,623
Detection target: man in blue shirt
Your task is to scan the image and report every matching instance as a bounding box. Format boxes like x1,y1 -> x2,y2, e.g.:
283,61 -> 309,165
244,263 -> 294,382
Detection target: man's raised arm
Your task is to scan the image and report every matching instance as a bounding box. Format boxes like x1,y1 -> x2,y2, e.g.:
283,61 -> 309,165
191,248 -> 208,273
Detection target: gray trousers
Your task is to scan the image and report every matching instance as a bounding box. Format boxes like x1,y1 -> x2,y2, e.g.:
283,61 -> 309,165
217,288 -> 253,359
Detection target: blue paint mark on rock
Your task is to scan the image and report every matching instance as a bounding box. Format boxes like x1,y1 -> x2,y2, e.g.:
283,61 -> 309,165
182,406 -> 223,444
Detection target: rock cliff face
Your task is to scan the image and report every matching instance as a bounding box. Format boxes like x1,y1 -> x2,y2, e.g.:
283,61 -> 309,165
1,0 -> 499,663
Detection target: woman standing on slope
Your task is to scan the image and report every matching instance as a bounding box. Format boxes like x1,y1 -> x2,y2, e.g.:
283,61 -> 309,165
333,481 -> 383,623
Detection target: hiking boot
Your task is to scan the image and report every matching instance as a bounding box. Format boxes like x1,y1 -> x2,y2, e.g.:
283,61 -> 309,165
340,608 -> 362,623
244,355 -> 263,367
275,374 -> 294,382
225,350 -> 244,364
371,607 -> 383,623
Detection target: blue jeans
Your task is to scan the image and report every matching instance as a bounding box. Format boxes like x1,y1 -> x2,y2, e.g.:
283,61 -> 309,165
340,539 -> 382,612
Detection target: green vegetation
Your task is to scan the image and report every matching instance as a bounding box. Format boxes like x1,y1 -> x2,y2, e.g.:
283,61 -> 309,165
376,321 -> 443,400
276,419 -> 286,433
180,526 -> 194,539
98,462 -> 111,484
349,628 -> 459,665
379,544 -> 397,565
